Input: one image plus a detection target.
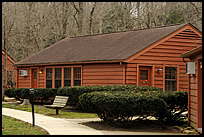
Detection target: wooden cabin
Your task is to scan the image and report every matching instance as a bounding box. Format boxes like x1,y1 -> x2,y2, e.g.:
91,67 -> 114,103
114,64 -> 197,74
180,45 -> 202,133
15,23 -> 202,92
2,50 -> 16,89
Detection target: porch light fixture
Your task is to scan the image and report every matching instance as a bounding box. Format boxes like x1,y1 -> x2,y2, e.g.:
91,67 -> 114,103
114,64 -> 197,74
39,69 -> 43,74
200,61 -> 202,69
158,68 -> 162,74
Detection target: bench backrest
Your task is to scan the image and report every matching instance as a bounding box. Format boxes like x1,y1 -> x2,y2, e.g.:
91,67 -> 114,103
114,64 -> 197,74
52,96 -> 69,107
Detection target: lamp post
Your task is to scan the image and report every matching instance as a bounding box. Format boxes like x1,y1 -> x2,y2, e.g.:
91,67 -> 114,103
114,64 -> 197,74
29,88 -> 35,127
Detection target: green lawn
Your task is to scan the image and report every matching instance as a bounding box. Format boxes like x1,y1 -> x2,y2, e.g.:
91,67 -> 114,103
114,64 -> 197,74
2,103 -> 99,119
2,115 -> 49,135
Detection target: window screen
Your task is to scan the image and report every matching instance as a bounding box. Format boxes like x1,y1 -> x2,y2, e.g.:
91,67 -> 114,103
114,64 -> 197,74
7,70 -> 13,86
165,67 -> 177,91
74,67 -> 81,86
55,68 -> 62,88
140,70 -> 148,80
64,68 -> 71,86
46,68 -> 52,88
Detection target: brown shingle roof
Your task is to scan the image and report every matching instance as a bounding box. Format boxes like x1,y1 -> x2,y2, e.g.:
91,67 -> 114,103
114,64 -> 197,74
15,23 -> 188,66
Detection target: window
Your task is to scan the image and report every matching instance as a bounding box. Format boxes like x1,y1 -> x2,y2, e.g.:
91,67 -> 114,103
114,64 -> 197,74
7,70 -> 12,86
165,67 -> 177,91
74,67 -> 81,86
140,70 -> 148,80
64,68 -> 71,86
46,68 -> 52,88
55,68 -> 62,88
46,66 -> 81,88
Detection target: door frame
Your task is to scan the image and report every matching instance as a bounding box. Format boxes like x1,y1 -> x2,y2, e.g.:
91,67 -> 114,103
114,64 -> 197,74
137,64 -> 154,86
30,67 -> 39,88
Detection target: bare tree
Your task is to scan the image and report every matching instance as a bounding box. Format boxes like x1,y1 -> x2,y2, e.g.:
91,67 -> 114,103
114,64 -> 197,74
88,2 -> 97,35
2,2 -> 17,101
71,2 -> 84,36
2,2 -> 202,67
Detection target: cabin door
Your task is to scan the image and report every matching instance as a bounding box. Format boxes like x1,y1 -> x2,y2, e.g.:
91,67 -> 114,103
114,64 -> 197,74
139,66 -> 151,86
31,68 -> 38,88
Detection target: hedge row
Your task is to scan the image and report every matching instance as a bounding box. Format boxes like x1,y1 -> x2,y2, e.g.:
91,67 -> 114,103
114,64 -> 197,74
79,90 -> 188,124
4,85 -> 162,106
4,85 -> 187,121
4,85 -> 187,124
4,88 -> 57,101
57,85 -> 162,107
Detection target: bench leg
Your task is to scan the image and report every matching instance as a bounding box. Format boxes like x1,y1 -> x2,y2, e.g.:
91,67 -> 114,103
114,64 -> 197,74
56,108 -> 59,115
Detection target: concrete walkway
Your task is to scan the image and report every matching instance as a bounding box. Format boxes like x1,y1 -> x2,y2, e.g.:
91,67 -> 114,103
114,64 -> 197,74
2,108 -> 103,135
2,107 -> 186,135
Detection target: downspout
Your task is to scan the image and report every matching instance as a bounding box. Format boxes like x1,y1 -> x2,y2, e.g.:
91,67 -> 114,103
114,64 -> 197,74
183,57 -> 190,125
120,62 -> 126,85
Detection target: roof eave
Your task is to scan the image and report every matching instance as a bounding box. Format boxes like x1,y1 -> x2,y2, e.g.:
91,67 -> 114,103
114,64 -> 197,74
180,45 -> 202,58
14,60 -> 124,67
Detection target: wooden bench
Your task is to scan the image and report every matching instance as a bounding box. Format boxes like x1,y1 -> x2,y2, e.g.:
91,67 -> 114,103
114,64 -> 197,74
44,96 -> 69,115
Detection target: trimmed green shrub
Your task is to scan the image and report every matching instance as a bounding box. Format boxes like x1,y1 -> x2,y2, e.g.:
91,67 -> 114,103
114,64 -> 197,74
57,85 -> 162,107
4,88 -> 57,101
79,90 -> 188,124
157,91 -> 188,121
4,88 -> 28,100
32,88 -> 57,100
79,91 -> 169,124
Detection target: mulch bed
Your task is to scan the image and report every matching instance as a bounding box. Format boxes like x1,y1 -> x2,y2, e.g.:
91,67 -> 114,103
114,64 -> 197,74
81,120 -> 184,133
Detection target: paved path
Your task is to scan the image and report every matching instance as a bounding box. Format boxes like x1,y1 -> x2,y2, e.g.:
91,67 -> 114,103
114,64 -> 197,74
2,108 -> 103,135
2,107 -> 186,135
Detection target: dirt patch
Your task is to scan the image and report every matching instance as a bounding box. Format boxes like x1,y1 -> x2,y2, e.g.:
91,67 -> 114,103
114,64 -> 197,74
81,120 -> 198,134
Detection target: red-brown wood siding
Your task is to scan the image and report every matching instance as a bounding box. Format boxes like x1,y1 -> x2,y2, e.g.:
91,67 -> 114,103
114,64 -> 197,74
189,53 -> 202,129
2,51 -> 16,89
16,67 -> 31,88
82,63 -> 123,85
38,67 -> 46,88
127,27 -> 201,91
125,63 -> 137,85
17,67 -> 45,88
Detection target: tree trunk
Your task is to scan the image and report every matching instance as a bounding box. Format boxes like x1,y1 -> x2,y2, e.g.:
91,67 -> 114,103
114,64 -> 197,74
78,2 -> 84,35
71,2 -> 84,36
89,2 -> 97,35
146,2 -> 150,28
21,99 -> 31,105
137,2 -> 141,29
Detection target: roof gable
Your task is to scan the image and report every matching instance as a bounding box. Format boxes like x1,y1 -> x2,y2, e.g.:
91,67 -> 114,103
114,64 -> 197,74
15,23 -> 199,66
124,23 -> 202,62
2,50 -> 15,64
